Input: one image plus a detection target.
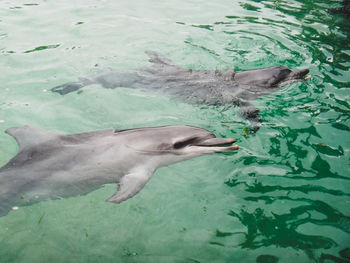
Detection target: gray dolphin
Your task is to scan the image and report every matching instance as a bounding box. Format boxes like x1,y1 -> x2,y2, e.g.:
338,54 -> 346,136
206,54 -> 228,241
0,125 -> 238,216
51,52 -> 311,132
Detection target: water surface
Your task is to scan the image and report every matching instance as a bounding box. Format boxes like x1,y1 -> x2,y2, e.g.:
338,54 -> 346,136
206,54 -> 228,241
0,0 -> 349,262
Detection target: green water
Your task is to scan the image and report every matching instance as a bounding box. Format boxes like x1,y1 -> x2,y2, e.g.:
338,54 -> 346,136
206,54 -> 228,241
0,0 -> 349,262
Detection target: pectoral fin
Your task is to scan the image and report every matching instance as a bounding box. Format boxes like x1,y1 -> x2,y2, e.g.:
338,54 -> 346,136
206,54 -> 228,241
145,51 -> 178,67
238,104 -> 262,134
51,78 -> 93,95
106,169 -> 154,204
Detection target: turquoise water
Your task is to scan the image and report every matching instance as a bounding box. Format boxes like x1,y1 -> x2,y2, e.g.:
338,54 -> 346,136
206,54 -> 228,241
0,0 -> 349,262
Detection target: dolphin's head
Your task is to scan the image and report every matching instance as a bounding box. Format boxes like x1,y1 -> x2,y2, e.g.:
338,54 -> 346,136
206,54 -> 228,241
156,125 -> 238,155
115,125 -> 238,164
275,68 -> 311,87
234,66 -> 311,88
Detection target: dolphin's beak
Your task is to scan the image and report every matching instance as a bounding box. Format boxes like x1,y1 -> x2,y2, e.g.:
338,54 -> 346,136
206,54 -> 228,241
293,69 -> 311,81
278,69 -> 311,88
193,137 -> 239,152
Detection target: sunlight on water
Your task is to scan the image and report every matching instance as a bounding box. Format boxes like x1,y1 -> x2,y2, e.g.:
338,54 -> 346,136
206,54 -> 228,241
0,0 -> 349,262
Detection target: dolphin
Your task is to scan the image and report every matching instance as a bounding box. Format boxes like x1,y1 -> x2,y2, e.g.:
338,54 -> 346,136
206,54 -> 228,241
0,125 -> 238,216
51,52 -> 311,132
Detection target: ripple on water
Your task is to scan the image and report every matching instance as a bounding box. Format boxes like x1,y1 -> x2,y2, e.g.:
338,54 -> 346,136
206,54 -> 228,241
0,0 -> 349,262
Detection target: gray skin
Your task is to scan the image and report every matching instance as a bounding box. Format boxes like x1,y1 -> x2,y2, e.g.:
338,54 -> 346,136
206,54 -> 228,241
0,125 -> 238,216
51,52 -> 311,133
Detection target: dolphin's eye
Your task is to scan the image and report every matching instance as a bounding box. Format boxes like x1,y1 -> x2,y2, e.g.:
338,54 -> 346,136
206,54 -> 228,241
173,137 -> 199,149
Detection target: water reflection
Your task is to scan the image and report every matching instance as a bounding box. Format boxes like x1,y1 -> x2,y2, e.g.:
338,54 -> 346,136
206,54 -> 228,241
215,2 -> 350,259
226,177 -> 350,197
228,206 -> 337,250
225,204 -> 350,262
320,247 -> 350,263
1,0 -> 349,262
242,197 -> 350,234
265,125 -> 348,180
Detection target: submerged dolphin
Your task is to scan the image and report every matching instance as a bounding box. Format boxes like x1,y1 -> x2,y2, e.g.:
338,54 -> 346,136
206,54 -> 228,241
52,52 -> 311,132
0,125 -> 238,216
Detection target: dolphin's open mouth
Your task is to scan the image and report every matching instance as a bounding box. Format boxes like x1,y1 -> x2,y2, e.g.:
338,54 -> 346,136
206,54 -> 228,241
192,137 -> 239,152
196,137 -> 236,146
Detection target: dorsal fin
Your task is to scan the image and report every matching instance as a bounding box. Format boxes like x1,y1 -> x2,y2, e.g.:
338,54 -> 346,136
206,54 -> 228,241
5,126 -> 63,150
145,51 -> 178,67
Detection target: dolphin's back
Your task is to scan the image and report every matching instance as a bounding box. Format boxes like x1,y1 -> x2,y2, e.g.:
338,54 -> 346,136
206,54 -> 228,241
0,127 -> 116,216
